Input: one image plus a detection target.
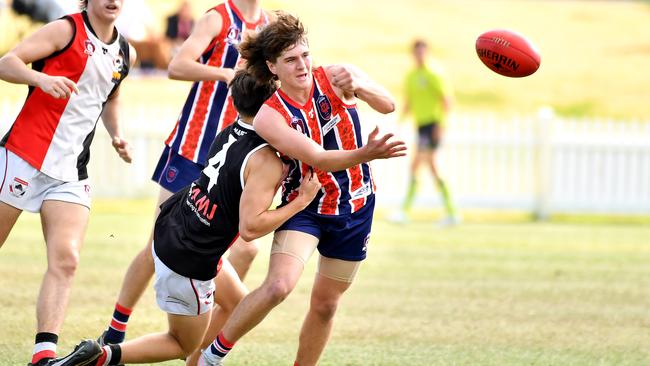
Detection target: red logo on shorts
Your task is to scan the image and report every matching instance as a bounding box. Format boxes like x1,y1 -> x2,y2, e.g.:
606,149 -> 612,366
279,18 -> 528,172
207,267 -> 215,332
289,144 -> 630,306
9,177 -> 28,198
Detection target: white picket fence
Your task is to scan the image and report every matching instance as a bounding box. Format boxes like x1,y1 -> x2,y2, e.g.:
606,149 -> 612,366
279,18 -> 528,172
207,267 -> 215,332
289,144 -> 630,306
1,102 -> 649,215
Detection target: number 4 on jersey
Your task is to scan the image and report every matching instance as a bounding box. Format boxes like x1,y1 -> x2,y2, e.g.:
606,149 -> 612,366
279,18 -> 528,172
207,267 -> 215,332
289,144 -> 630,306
203,134 -> 237,192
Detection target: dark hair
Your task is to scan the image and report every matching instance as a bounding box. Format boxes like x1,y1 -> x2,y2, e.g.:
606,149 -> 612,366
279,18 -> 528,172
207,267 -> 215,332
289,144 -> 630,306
413,39 -> 428,50
80,0 -> 88,11
239,11 -> 307,83
229,71 -> 277,118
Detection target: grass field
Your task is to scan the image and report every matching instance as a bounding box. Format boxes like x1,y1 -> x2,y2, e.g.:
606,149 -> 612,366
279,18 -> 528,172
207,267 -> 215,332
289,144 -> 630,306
2,0 -> 650,119
1,199 -> 649,365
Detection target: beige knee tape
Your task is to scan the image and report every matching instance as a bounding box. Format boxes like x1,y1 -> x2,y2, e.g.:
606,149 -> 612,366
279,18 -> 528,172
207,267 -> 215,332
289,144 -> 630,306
317,256 -> 361,284
270,230 -> 319,265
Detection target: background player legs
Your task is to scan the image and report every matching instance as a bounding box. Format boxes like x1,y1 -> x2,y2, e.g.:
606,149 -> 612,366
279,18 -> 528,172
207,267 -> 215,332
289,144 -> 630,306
426,126 -> 459,225
0,201 -> 21,248
402,149 -> 424,213
227,237 -> 259,280
294,273 -> 352,366
102,188 -> 173,345
115,187 -> 172,309
38,200 -> 89,334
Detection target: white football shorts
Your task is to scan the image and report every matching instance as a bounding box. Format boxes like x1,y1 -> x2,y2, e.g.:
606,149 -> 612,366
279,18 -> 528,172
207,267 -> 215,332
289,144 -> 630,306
0,147 -> 91,212
152,243 -> 215,316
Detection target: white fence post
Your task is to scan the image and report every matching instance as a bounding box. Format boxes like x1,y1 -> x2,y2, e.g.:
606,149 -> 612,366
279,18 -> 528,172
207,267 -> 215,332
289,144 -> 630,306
534,107 -> 554,220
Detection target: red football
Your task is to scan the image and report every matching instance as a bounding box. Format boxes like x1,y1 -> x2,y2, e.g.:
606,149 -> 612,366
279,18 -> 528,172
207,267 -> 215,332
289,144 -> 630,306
476,29 -> 541,77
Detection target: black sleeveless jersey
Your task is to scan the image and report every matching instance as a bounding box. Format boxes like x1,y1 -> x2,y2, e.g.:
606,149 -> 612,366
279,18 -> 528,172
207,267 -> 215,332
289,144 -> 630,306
154,120 -> 269,280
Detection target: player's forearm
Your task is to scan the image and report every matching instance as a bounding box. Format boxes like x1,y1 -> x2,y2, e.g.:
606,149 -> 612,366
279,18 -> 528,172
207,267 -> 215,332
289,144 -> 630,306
0,53 -> 42,86
355,80 -> 395,114
239,199 -> 309,241
101,98 -> 122,139
168,58 -> 231,82
307,148 -> 370,172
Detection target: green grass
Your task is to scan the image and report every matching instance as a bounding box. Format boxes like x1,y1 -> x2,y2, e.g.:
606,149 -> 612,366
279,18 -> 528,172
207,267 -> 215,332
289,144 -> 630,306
1,199 -> 649,365
2,0 -> 650,119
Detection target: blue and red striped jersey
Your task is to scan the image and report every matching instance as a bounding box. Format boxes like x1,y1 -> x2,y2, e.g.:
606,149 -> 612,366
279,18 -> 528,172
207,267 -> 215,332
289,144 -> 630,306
165,0 -> 268,165
265,66 -> 376,216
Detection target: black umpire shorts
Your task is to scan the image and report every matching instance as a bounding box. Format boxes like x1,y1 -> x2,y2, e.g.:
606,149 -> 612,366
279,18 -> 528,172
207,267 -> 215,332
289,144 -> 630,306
416,122 -> 442,150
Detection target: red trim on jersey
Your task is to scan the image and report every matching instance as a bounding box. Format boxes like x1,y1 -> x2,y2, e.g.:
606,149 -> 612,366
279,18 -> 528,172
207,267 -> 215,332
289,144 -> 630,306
227,0 -> 267,28
265,94 -> 293,122
164,121 -> 179,146
5,14 -> 88,170
277,82 -> 316,111
314,66 -> 357,109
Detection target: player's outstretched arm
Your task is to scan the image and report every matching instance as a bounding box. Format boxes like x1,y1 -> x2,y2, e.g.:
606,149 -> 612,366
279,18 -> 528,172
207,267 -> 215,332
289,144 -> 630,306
254,105 -> 406,172
327,64 -> 395,114
0,19 -> 79,99
239,147 -> 321,241
168,10 -> 234,83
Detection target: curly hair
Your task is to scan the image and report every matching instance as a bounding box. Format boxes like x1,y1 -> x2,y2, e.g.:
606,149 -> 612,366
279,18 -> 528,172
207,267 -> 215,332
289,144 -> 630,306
239,11 -> 308,83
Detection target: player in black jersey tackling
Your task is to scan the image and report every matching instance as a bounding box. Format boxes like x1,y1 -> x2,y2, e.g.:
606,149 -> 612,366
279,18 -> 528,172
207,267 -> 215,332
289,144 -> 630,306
52,72 -> 320,365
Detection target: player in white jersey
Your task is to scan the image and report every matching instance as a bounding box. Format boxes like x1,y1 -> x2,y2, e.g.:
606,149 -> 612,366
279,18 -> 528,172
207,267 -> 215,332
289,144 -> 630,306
0,0 -> 135,365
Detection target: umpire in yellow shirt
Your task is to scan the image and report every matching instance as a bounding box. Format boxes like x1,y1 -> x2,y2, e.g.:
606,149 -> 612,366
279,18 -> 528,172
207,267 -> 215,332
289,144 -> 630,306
390,39 -> 459,225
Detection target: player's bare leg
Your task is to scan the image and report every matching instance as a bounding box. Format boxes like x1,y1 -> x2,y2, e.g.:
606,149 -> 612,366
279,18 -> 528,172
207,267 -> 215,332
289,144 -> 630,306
226,237 -> 259,280
294,261 -> 354,366
111,311 -> 211,363
38,200 -> 89,334
225,252 -> 304,340
0,201 -> 21,248
199,231 -> 319,364
185,260 -> 248,366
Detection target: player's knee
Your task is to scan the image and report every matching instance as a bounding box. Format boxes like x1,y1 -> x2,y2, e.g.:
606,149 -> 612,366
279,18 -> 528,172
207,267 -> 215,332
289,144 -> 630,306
48,246 -> 81,277
239,243 -> 259,261
311,298 -> 339,321
263,278 -> 294,305
169,332 -> 200,358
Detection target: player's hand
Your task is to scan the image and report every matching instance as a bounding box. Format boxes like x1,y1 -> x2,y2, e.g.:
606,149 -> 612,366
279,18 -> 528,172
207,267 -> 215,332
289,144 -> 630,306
329,65 -> 358,93
37,74 -> 79,99
112,137 -> 133,163
220,68 -> 236,84
361,126 -> 407,161
297,169 -> 321,207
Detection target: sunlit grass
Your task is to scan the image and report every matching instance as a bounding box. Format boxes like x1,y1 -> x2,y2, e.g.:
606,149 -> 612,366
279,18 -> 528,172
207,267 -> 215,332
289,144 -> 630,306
0,199 -> 648,365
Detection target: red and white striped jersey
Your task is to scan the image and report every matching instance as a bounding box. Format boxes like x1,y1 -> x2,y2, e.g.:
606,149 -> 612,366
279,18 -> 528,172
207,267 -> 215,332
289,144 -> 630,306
1,12 -> 130,182
165,0 -> 269,166
265,66 -> 376,216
